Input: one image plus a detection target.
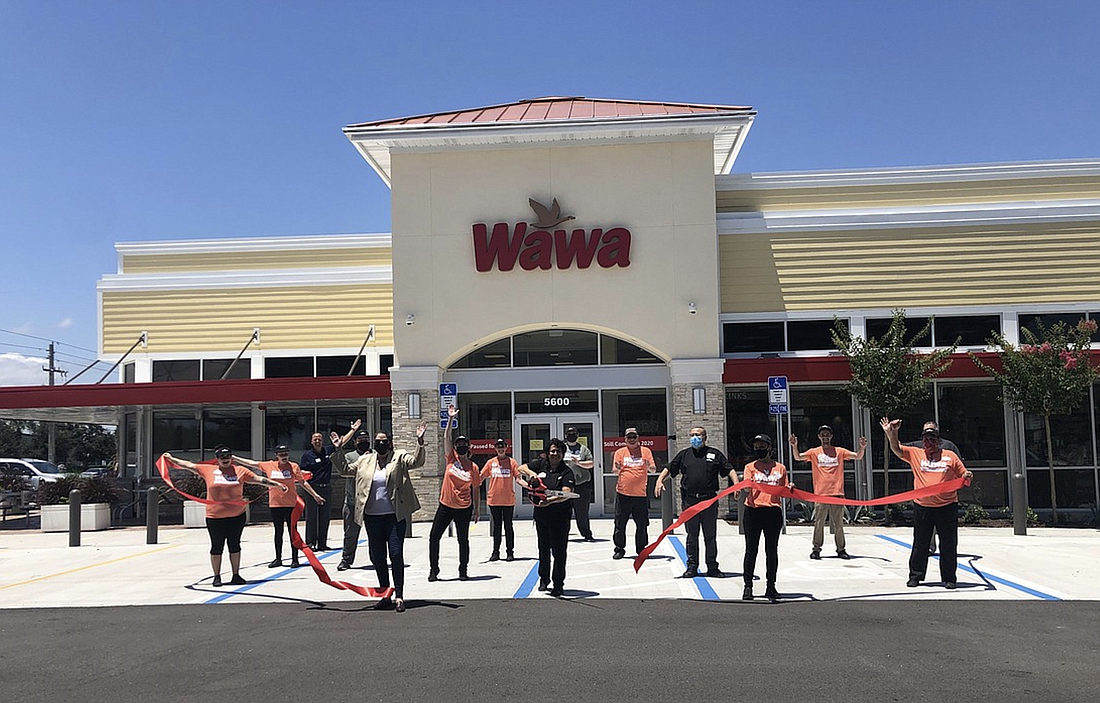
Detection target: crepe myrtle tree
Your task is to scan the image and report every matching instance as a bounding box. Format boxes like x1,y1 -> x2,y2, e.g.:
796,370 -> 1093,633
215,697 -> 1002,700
831,310 -> 958,503
973,318 -> 1099,524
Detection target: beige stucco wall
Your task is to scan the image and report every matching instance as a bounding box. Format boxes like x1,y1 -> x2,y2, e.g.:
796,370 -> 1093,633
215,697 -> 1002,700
390,140 -> 721,367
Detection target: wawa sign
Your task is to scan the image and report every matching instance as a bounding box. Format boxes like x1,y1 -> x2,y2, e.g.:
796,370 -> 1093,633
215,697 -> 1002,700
472,198 -> 632,272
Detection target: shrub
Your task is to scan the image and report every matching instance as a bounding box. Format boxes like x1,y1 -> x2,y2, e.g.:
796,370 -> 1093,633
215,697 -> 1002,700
37,475 -> 123,505
962,504 -> 990,524
0,467 -> 29,492
1026,507 -> 1041,527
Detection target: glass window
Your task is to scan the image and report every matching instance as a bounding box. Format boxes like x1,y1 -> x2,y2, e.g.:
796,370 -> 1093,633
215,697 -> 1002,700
515,390 -> 598,414
934,315 -> 1001,347
865,316 -> 931,345
1024,407 -> 1093,467
152,410 -> 201,460
723,322 -> 783,354
203,407 -> 250,458
450,339 -> 511,369
600,336 -> 662,364
1026,468 -> 1097,512
958,470 -> 1009,509
316,356 -> 364,377
317,403 -> 372,442
935,383 -> 1006,467
457,392 -> 512,461
1019,312 -> 1100,342
265,406 -> 313,456
786,386 -> 858,497
868,397 -> 935,471
202,358 -> 249,381
600,389 -> 669,514
152,360 -> 199,382
265,357 -> 314,378
380,354 -> 394,375
123,363 -> 135,384
787,320 -> 842,352
513,329 -> 597,367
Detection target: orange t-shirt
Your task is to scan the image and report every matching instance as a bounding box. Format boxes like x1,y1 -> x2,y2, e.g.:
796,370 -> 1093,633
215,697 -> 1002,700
803,446 -> 853,497
195,463 -> 255,519
614,446 -> 655,497
742,461 -> 789,509
897,445 -> 967,508
439,449 -> 481,510
258,460 -> 303,508
481,455 -> 519,507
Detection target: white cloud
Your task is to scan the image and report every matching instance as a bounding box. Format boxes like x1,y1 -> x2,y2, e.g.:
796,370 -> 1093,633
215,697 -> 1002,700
57,318 -> 74,329
11,323 -> 33,335
0,353 -> 47,387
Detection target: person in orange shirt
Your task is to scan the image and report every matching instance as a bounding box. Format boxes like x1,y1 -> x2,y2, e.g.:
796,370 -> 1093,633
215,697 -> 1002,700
233,445 -> 326,569
163,446 -> 287,587
739,434 -> 794,603
481,438 -> 521,562
789,426 -> 866,560
611,427 -> 657,560
881,417 -> 973,589
428,406 -> 481,582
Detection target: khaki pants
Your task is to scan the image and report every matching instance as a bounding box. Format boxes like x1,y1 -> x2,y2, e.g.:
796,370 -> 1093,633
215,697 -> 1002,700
811,502 -> 846,552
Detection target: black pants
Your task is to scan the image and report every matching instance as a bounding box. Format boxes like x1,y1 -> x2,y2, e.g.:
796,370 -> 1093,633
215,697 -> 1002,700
303,482 -> 332,548
363,512 -> 407,598
571,481 -> 594,538
206,512 -> 247,555
341,491 -> 361,564
682,494 -> 719,570
534,507 -> 571,589
489,504 -> 515,556
910,503 -> 960,583
269,506 -> 300,560
613,493 -> 649,555
428,504 -> 472,574
742,506 -> 782,589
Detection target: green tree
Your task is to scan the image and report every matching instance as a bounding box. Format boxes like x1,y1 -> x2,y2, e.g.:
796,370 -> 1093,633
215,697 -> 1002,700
972,318 -> 1099,524
831,310 -> 958,499
0,419 -> 116,470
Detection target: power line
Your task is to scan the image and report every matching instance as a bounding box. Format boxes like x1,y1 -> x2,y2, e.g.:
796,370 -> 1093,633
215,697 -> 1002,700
0,328 -> 99,355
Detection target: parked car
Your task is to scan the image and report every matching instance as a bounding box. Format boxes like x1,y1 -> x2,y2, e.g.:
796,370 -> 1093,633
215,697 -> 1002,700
80,467 -> 115,478
0,458 -> 65,490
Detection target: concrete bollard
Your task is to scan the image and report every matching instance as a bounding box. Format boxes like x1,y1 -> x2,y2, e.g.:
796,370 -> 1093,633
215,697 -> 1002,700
1011,471 -> 1028,536
146,487 -> 159,544
660,480 -> 674,531
68,489 -> 81,547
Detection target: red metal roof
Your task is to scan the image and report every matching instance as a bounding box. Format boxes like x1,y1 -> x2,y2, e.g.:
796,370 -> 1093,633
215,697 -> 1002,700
347,97 -> 753,129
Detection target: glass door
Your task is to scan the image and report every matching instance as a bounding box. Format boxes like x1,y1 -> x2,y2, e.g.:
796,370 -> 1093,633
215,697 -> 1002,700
514,413 -> 602,518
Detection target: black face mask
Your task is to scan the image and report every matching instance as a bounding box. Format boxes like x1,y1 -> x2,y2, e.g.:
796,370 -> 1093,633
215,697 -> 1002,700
375,439 -> 392,454
753,448 -> 770,459
455,444 -> 470,456
355,441 -> 371,454
565,435 -> 578,444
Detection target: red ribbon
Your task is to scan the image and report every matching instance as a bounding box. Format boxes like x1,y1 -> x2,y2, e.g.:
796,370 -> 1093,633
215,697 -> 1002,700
634,477 -> 969,573
158,454 -> 391,600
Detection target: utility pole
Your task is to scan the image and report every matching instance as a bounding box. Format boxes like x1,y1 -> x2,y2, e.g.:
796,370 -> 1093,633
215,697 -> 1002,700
43,343 -> 67,464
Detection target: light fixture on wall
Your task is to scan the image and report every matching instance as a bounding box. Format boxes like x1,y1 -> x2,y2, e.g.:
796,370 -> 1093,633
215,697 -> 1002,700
692,386 -> 706,414
405,313 -> 415,326
688,302 -> 697,315
408,392 -> 421,419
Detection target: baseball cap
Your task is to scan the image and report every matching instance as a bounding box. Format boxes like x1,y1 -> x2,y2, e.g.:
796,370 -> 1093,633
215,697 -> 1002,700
213,445 -> 232,458
354,430 -> 371,440
494,438 -> 507,447
817,425 -> 833,434
274,444 -> 290,453
752,434 -> 773,446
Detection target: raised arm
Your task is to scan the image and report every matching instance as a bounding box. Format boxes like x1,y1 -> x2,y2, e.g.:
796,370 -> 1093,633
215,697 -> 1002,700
852,437 -> 868,461
240,469 -> 287,493
788,434 -> 806,462
231,454 -> 261,469
879,418 -> 907,460
162,453 -> 200,475
443,405 -> 457,457
399,423 -> 429,470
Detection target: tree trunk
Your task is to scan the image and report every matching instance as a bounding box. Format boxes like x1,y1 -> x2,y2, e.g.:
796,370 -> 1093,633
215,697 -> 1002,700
882,443 -> 891,525
1044,413 -> 1059,524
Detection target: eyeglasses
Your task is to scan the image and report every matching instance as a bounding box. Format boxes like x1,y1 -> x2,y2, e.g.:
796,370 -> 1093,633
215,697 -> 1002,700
276,452 -> 289,457
625,434 -> 639,439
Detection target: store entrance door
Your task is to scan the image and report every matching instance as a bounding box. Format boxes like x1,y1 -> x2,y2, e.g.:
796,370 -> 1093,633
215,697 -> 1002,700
514,414 -> 602,519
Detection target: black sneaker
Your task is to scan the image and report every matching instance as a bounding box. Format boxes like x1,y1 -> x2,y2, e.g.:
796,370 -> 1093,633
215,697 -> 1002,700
944,582 -> 958,590
336,561 -> 351,571
583,536 -> 596,542
268,558 -> 282,568
765,587 -> 780,603
428,571 -> 439,583
810,550 -> 822,560
506,553 -> 515,562
229,574 -> 246,586
741,586 -> 753,601
706,568 -> 723,578
612,551 -> 625,560
212,575 -> 223,587
549,586 -> 564,597
459,571 -> 469,581
488,553 -> 500,562
537,580 -> 549,592
906,577 -> 921,588
290,559 -> 301,569
837,550 -> 851,560
682,568 -> 698,578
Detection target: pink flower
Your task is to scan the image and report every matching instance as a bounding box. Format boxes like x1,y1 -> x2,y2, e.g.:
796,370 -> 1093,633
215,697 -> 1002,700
1077,319 -> 1098,334
1021,344 -> 1035,354
1065,357 -> 1079,370
1039,342 -> 1053,353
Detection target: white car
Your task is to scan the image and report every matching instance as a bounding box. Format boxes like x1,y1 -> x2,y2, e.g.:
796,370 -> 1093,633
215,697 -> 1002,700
0,458 -> 65,490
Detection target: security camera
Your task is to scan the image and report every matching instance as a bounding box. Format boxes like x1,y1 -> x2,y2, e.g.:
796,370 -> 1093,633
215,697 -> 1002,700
688,302 -> 698,315
405,313 -> 415,326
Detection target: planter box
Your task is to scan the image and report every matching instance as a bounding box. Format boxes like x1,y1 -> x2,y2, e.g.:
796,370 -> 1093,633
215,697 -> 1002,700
40,503 -> 111,532
183,500 -> 250,528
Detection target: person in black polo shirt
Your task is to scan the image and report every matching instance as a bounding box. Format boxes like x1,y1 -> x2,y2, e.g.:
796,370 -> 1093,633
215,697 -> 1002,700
300,431 -> 335,551
654,426 -> 736,578
518,438 -> 577,597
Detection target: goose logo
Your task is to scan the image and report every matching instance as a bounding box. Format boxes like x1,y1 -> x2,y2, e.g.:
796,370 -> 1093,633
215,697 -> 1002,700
472,198 -> 632,272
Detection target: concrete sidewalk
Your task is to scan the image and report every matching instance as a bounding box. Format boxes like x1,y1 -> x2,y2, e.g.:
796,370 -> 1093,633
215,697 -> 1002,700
1,518 -> 1097,608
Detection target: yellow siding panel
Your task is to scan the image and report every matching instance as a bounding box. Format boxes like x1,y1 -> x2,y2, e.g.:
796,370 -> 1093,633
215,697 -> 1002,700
720,223 -> 1100,313
102,284 -> 393,353
717,176 -> 1100,212
121,248 -> 392,273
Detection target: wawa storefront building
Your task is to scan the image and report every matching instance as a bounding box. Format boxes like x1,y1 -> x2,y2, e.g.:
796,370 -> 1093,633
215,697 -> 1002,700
4,97 -> 1100,520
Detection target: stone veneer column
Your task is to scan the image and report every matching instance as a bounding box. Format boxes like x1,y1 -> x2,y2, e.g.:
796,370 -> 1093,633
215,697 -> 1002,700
389,366 -> 444,522
668,359 -> 727,457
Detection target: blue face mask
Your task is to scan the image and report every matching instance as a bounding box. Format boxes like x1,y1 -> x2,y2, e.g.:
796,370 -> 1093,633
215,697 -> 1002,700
690,436 -> 704,449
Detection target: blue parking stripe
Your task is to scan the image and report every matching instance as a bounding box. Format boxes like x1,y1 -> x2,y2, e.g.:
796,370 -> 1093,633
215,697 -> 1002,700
205,542 -> 352,604
513,562 -> 540,599
874,534 -> 1060,601
667,536 -> 720,601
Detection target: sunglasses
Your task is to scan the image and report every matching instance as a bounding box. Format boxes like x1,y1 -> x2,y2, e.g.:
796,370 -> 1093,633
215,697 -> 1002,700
625,434 -> 639,439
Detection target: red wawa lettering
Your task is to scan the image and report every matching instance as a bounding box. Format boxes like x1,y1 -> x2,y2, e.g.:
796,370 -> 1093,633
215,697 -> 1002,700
473,222 -> 631,272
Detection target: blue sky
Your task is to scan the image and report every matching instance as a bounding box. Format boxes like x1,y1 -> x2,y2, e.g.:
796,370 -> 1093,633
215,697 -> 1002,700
1,0 -> 1098,384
